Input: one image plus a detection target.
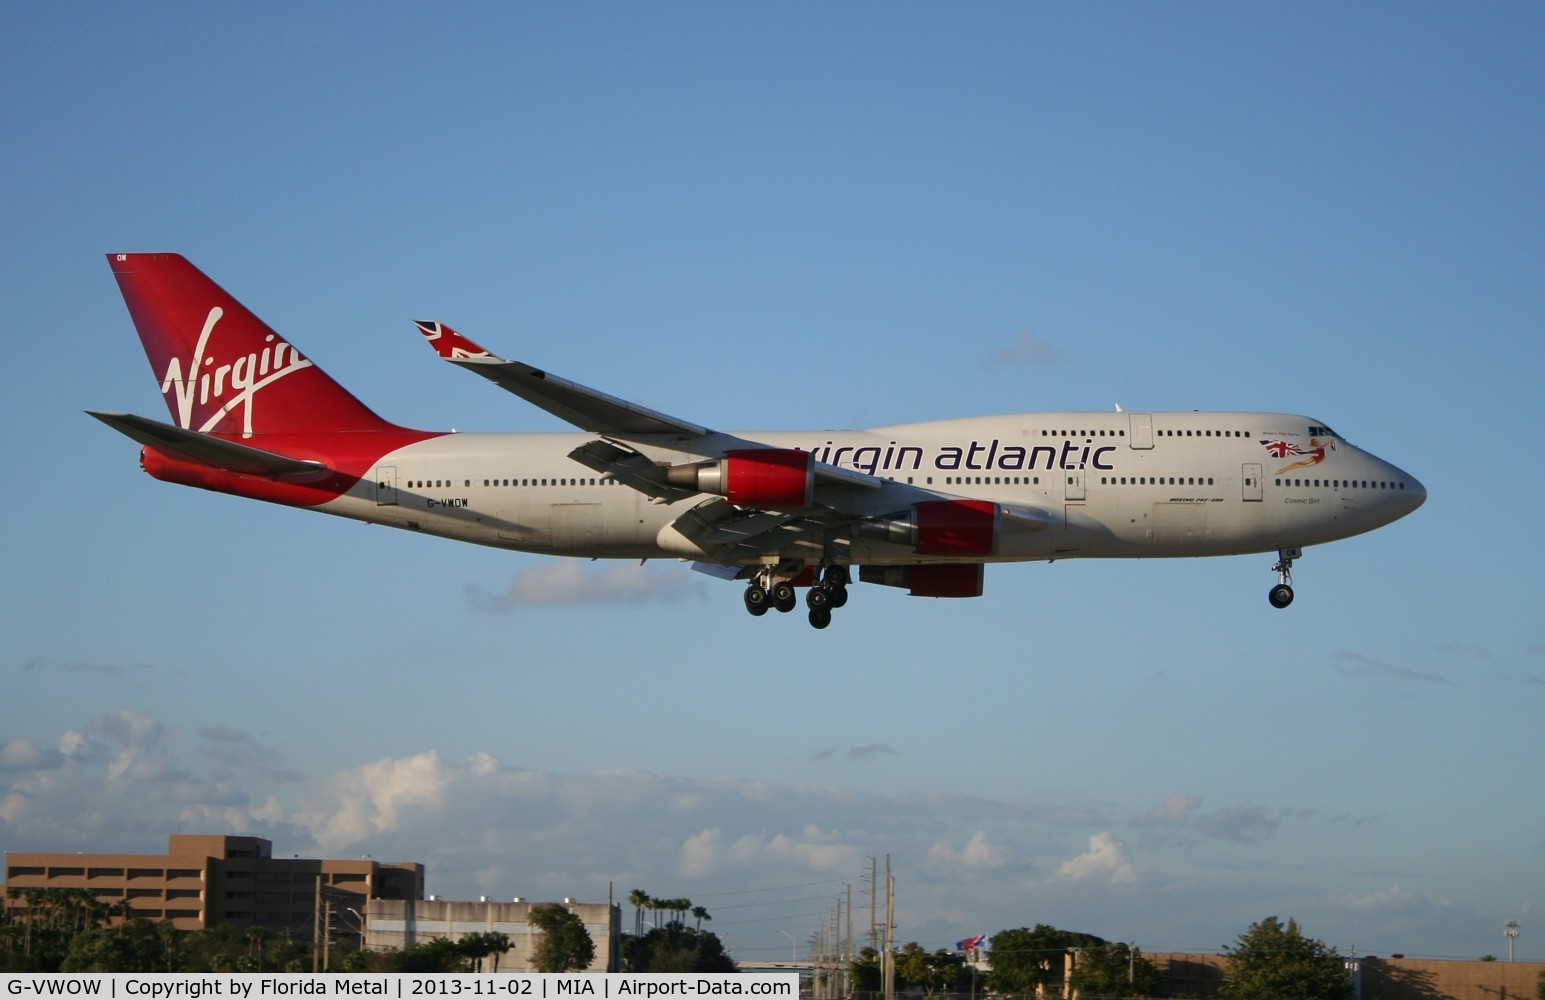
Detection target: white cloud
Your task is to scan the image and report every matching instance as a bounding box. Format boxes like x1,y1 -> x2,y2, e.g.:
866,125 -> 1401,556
0,740 -> 63,772
294,750 -> 451,853
1338,884 -> 1421,913
466,561 -> 706,611
678,824 -> 864,878
1053,833 -> 1137,885
92,707 -> 166,746
0,707 -> 1503,961
926,831 -> 1011,871
1137,793 -> 1201,826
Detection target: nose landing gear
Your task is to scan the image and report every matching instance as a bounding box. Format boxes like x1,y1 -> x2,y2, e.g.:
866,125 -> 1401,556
1268,548 -> 1300,608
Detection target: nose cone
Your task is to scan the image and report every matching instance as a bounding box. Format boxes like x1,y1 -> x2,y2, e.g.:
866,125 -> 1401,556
1387,465 -> 1426,518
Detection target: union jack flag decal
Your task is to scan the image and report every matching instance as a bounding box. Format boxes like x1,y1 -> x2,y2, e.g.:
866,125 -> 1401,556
1262,440 -> 1301,459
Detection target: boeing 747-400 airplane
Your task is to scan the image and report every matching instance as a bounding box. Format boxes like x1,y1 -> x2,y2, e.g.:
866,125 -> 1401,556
92,254 -> 1426,629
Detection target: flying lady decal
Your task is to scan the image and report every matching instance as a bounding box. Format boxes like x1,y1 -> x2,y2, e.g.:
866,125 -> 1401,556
1263,437 -> 1337,475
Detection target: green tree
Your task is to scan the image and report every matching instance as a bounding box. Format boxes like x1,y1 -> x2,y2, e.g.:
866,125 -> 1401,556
179,925 -> 311,974
1222,917 -> 1351,1000
1533,969 -> 1543,1000
850,946 -> 886,999
624,923 -> 735,974
459,932 -> 513,973
987,925 -> 1107,996
366,938 -> 469,973
530,903 -> 595,973
896,943 -> 969,996
1069,942 -> 1164,998
60,920 -> 164,974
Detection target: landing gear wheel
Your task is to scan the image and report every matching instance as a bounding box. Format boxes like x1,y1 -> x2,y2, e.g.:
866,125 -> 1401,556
808,607 -> 832,630
829,584 -> 849,609
822,565 -> 851,588
772,583 -> 797,613
1269,547 -> 1299,610
744,584 -> 770,617
806,585 -> 832,611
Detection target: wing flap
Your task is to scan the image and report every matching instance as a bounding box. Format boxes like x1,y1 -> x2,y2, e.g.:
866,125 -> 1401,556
666,499 -> 808,558
88,411 -> 327,477
567,440 -> 699,503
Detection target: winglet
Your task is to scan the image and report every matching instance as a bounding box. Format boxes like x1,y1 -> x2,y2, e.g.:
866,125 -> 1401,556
414,321 -> 498,361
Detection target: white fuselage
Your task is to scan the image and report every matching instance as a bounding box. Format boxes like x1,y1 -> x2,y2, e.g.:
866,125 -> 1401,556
309,411 -> 1424,567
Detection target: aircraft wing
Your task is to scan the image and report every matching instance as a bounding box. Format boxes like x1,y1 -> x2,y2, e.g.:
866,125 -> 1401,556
413,321 -> 710,438
413,322 -> 881,494
87,411 -> 327,477
408,323 -> 1062,568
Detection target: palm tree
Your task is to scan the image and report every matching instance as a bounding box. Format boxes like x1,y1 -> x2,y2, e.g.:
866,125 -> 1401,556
158,919 -> 179,973
628,890 -> 650,937
691,906 -> 710,932
486,932 -> 511,972
246,927 -> 267,971
460,932 -> 499,973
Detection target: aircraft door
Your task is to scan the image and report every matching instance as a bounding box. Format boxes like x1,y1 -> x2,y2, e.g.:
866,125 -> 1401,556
1128,412 -> 1154,449
1242,463 -> 1263,502
551,502 -> 602,549
374,466 -> 399,506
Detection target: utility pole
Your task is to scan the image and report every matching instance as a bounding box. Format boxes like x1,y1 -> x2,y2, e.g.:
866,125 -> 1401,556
313,875 -> 322,973
1505,920 -> 1519,962
867,856 -> 879,956
882,855 -> 895,1000
833,895 -> 844,999
845,881 -> 853,998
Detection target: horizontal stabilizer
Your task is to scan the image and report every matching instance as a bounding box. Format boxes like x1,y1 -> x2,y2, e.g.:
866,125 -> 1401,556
87,411 -> 327,477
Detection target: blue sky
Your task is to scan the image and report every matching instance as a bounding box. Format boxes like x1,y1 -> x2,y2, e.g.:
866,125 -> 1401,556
4,0 -> 1543,965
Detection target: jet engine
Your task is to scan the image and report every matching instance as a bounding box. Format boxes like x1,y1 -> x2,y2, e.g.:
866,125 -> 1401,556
857,499 -> 1051,557
667,448 -> 814,509
860,564 -> 985,598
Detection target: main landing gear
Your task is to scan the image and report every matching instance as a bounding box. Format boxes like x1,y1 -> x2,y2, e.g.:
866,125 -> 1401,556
743,565 -> 850,629
1268,547 -> 1300,609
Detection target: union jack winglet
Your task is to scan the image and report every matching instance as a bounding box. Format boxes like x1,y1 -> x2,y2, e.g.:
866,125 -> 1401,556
414,320 -> 496,360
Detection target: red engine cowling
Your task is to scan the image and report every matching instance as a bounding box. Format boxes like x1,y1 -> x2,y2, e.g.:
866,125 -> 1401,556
668,448 -> 814,509
913,499 -> 998,556
860,564 -> 985,598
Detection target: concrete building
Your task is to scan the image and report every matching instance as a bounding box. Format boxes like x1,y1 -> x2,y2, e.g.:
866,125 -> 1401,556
3,834 -> 425,936
366,898 -> 622,972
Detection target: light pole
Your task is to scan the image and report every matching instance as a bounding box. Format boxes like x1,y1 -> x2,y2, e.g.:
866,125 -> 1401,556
343,907 -> 365,949
778,929 -> 796,963
1505,920 -> 1519,962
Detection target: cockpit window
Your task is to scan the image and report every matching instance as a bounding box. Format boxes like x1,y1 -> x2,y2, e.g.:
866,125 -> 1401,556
1308,424 -> 1339,438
